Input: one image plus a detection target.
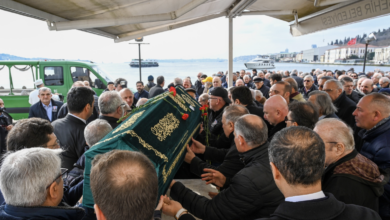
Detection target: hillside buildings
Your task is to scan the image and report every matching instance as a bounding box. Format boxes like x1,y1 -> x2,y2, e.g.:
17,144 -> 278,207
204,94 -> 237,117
324,44 -> 379,63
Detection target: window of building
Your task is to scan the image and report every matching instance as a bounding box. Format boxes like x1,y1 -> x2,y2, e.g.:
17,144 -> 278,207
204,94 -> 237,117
44,67 -> 64,86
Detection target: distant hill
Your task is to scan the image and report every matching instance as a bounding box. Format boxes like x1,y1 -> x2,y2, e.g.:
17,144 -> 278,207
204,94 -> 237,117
0,53 -> 48,61
328,27 -> 390,47
234,55 -> 257,62
158,59 -> 227,63
0,53 -> 90,62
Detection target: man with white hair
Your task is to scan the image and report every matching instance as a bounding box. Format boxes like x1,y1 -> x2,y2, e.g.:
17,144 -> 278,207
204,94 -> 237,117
98,91 -> 125,129
28,87 -> 63,122
0,148 -> 85,219
174,77 -> 184,89
314,119 -> 388,212
299,75 -> 318,99
379,77 -> 390,89
372,73 -> 382,89
323,79 -> 356,128
136,98 -> 148,107
243,75 -> 255,89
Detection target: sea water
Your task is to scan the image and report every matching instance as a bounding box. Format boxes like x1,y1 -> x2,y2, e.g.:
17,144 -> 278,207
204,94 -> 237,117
99,62 -> 390,89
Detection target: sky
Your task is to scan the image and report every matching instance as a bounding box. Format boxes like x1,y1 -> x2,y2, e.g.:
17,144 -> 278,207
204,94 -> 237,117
1,9 -> 390,62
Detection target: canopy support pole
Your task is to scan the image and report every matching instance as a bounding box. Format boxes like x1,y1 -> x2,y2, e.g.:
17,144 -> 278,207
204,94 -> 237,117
228,17 -> 233,87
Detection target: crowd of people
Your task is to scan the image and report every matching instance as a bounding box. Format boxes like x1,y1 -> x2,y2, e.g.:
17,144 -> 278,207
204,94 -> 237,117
0,67 -> 389,220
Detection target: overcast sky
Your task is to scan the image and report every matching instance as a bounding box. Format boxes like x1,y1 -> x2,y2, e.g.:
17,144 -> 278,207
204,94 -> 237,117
1,10 -> 390,62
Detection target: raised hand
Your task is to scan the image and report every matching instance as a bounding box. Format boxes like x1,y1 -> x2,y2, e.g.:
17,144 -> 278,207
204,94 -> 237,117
201,168 -> 226,188
190,137 -> 206,154
184,144 -> 196,164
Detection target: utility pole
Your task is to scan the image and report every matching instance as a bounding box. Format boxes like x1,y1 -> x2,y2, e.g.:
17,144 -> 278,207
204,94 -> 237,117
129,38 -> 149,82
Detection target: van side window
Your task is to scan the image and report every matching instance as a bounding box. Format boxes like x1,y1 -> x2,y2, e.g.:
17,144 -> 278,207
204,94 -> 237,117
70,67 -> 98,88
44,67 -> 64,86
0,65 -> 10,96
11,65 -> 35,96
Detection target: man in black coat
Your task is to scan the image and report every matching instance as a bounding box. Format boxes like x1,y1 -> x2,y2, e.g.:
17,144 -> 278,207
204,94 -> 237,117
263,95 -> 288,141
323,79 -> 356,128
52,87 -> 95,169
299,75 -> 318,99
28,87 -> 63,122
258,71 -> 271,87
253,77 -> 270,99
148,76 -> 166,98
169,115 -> 284,220
259,126 -> 381,220
198,87 -> 231,148
291,70 -> 304,90
340,76 -> 363,103
184,105 -> 248,184
315,119 -> 389,212
98,91 -> 124,129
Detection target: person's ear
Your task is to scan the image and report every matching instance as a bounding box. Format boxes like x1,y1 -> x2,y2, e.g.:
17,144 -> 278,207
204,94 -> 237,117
373,110 -> 382,122
335,143 -> 346,155
270,162 -> 281,183
94,204 -> 107,220
234,99 -> 240,105
292,122 -> 298,127
238,135 -> 244,147
48,180 -> 60,201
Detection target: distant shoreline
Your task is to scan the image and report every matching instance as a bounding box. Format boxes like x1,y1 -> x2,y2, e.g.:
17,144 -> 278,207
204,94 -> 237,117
277,62 -> 390,67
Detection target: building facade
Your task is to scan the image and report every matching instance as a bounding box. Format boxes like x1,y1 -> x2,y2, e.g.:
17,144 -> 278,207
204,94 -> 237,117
374,46 -> 390,64
301,45 -> 338,62
324,44 -> 379,63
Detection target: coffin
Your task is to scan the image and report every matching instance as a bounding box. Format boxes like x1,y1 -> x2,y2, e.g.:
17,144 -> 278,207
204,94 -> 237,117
82,86 -> 202,208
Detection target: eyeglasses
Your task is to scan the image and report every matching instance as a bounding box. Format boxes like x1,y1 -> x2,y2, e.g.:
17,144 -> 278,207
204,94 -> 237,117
323,89 -> 333,92
46,168 -> 69,189
304,80 -> 312,82
319,85 -> 324,88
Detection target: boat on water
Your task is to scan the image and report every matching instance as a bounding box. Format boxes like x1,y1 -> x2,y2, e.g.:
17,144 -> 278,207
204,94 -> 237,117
244,55 -> 275,69
129,59 -> 159,67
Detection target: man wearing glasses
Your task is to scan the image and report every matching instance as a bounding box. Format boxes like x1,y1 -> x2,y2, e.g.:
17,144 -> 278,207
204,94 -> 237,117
0,148 -> 85,219
379,77 -> 390,89
98,91 -> 125,129
299,75 -> 318,100
314,119 -> 388,212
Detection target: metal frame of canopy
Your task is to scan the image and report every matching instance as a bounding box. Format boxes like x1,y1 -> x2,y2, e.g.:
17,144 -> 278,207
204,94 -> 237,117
1,0 -> 390,88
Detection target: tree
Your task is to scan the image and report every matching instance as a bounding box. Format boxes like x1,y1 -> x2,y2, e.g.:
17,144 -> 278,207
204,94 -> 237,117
331,41 -> 334,45
335,39 -> 339,44
349,55 -> 359,59
367,52 -> 375,60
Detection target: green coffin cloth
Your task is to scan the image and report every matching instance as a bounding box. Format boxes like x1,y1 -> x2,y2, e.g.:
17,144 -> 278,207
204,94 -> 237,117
82,87 -> 201,209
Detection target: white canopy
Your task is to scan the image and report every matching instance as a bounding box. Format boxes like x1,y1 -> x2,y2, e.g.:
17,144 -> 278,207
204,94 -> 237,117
2,0 -> 387,43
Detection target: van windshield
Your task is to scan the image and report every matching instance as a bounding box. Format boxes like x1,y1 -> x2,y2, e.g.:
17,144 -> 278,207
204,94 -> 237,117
91,65 -> 113,83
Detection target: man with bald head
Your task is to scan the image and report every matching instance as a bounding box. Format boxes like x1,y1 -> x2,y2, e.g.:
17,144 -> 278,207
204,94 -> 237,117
263,95 -> 288,141
323,79 -> 356,128
168,114 -> 283,220
243,75 -> 255,89
314,118 -> 388,212
236,79 -> 244,87
353,93 -> 390,219
208,77 -> 222,94
360,79 -> 376,95
119,88 -> 134,109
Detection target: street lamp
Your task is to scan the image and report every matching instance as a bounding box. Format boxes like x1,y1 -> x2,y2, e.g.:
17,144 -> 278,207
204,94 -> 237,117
129,37 -> 149,82
363,33 -> 376,73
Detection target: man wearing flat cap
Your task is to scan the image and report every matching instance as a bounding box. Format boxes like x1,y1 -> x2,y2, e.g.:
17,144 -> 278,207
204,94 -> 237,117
198,87 -> 231,149
185,88 -> 197,99
253,77 -> 270,99
103,81 -> 115,92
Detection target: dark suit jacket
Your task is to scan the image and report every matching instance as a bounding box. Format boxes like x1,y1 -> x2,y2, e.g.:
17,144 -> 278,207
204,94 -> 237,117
333,92 -> 356,128
99,115 -> 120,129
52,115 -> 87,169
57,103 -> 99,124
28,99 -> 63,122
257,193 -> 381,220
263,78 -> 271,88
148,85 -> 165,98
291,74 -> 304,89
345,91 -> 363,104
